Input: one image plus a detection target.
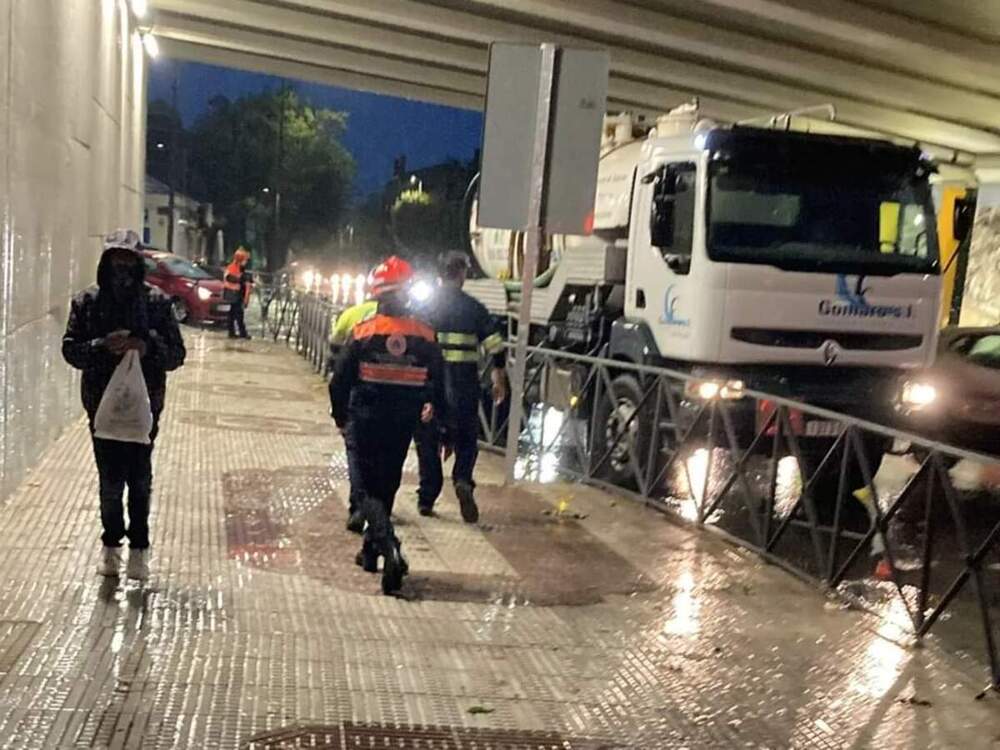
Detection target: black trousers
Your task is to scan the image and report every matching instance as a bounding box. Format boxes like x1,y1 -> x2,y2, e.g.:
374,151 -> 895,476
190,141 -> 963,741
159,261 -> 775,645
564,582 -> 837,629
91,426 -> 158,549
354,408 -> 419,554
228,297 -> 247,337
415,386 -> 480,508
342,419 -> 364,514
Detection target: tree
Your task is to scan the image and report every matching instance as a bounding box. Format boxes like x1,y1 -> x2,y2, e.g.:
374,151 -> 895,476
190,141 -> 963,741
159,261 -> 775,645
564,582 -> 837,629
188,88 -> 355,269
390,189 -> 452,265
146,98 -> 183,188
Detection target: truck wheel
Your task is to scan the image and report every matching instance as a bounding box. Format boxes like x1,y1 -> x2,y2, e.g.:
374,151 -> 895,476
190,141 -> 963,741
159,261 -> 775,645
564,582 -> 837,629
593,374 -> 652,490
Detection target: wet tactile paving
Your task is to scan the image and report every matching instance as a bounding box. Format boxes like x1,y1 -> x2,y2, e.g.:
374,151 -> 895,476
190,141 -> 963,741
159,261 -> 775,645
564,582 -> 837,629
0,621 -> 41,675
242,722 -> 614,749
179,382 -> 316,402
1,330 -> 1000,748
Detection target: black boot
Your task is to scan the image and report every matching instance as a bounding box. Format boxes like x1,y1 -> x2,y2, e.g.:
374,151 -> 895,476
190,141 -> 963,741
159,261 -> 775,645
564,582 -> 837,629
346,509 -> 365,534
355,539 -> 378,573
455,481 -> 479,524
382,538 -> 405,594
393,534 -> 409,576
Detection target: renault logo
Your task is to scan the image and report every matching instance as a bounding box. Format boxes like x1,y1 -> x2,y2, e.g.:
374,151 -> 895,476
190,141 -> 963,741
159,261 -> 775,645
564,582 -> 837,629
821,340 -> 840,366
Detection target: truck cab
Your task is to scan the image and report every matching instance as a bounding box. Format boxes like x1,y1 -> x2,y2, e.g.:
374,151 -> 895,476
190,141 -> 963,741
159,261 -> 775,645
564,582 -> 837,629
620,126 -> 940,416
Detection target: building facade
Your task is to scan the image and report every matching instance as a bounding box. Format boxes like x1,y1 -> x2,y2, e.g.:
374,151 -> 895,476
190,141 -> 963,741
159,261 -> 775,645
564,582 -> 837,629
0,0 -> 147,500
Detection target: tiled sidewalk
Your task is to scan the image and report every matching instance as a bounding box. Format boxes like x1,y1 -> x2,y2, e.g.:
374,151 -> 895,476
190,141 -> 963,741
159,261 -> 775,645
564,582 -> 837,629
1,331 -> 999,748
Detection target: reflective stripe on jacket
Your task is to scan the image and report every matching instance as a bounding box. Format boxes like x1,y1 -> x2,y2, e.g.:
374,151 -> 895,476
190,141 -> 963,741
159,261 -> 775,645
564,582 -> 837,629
420,286 -> 506,370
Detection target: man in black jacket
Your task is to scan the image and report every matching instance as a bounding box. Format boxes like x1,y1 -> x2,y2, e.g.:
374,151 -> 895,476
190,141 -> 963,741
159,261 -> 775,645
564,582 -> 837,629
62,230 -> 186,581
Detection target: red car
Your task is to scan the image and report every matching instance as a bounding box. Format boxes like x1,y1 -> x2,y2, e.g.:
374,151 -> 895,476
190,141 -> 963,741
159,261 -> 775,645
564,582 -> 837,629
141,251 -> 230,325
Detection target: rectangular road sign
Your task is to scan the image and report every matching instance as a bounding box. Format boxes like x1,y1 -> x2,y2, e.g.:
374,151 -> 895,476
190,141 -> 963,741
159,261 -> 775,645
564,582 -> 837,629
477,43 -> 609,234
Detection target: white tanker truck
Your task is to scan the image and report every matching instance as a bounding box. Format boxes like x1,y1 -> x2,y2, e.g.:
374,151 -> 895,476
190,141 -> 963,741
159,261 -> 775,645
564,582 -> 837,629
462,107 -> 959,484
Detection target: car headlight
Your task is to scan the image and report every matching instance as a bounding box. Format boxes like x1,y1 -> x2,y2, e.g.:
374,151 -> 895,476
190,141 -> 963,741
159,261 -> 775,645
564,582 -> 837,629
197,286 -> 212,301
900,380 -> 937,410
410,279 -> 434,303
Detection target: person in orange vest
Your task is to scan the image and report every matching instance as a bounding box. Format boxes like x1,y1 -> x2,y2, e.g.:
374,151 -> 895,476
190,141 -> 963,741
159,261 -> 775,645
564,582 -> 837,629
223,247 -> 253,339
330,256 -> 447,594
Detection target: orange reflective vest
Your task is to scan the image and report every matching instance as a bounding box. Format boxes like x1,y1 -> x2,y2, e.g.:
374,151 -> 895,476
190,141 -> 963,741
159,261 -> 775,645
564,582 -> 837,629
224,262 -> 252,304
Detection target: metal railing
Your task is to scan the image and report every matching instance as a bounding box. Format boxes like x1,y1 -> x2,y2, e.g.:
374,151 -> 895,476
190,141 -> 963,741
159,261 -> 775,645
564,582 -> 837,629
480,345 -> 1000,694
282,288 -> 1000,693
259,283 -> 338,375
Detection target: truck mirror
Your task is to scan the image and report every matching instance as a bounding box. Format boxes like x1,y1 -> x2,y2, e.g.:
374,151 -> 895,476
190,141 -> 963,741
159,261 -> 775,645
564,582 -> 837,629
953,197 -> 976,243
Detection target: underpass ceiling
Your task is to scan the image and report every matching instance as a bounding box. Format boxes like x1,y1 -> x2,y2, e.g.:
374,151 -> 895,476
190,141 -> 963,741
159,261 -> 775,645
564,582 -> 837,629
148,0 -> 1000,166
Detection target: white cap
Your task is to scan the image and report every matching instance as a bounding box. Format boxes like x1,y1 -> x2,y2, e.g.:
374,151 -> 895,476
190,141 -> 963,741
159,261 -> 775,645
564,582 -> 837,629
103,228 -> 142,251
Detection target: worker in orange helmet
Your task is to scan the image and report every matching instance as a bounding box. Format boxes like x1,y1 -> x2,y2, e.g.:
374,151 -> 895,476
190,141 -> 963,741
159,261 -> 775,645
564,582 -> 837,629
329,256 -> 447,594
223,247 -> 253,339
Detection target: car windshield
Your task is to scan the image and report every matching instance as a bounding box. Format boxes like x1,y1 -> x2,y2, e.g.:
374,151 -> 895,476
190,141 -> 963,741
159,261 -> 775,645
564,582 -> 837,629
707,160 -> 938,275
965,334 -> 1000,369
158,255 -> 213,279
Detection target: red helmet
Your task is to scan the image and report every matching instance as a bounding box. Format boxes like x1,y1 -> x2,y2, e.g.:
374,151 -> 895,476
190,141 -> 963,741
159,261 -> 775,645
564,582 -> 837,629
368,256 -> 413,297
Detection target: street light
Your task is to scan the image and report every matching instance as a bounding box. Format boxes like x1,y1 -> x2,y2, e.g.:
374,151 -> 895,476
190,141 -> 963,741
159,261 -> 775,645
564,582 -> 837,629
130,0 -> 148,18
156,143 -> 165,150
261,187 -> 271,194
409,174 -> 423,193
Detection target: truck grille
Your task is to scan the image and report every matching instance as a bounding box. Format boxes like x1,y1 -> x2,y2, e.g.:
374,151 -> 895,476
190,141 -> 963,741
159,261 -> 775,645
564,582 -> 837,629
731,327 -> 922,351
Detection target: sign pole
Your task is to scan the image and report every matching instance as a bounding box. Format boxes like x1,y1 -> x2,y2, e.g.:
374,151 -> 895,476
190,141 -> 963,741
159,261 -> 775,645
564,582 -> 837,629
504,44 -> 558,484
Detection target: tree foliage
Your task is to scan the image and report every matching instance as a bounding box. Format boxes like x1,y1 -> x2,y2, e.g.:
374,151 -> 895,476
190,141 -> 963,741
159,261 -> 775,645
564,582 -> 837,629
187,89 -> 355,268
390,189 -> 451,260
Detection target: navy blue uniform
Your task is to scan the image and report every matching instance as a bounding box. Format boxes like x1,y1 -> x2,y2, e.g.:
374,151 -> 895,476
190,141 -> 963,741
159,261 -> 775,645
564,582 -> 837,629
414,286 -> 505,511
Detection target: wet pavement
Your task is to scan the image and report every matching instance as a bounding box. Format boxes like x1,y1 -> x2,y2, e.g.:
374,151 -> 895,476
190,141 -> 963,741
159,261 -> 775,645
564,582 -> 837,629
2,332 -> 1000,748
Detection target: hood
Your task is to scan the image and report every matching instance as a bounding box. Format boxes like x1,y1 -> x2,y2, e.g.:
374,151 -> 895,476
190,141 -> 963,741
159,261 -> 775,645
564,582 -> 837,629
96,246 -> 146,289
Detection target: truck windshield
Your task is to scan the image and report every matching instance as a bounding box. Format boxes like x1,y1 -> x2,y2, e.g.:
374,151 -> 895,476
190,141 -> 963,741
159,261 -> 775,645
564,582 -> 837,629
707,161 -> 938,275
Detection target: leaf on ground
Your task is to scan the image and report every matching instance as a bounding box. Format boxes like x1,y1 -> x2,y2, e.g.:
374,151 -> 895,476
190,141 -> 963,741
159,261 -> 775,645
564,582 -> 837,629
467,705 -> 495,715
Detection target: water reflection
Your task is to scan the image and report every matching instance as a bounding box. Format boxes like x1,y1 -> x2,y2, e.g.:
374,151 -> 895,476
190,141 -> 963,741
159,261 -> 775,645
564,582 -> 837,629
849,595 -> 910,697
773,455 -> 803,519
516,407 -> 570,484
663,567 -> 700,636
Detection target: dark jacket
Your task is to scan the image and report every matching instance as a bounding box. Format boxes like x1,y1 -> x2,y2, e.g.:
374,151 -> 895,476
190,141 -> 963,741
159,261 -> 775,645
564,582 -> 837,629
330,313 -> 446,429
62,248 -> 187,421
418,285 -> 506,387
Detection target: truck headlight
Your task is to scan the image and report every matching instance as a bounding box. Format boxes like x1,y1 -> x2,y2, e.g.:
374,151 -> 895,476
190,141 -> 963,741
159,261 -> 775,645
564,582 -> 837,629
686,379 -> 745,401
900,380 -> 937,410
197,286 -> 212,301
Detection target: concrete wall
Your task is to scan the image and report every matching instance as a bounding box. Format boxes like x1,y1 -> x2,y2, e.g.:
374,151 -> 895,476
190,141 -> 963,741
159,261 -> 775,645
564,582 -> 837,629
0,0 -> 147,500
961,182 -> 1000,327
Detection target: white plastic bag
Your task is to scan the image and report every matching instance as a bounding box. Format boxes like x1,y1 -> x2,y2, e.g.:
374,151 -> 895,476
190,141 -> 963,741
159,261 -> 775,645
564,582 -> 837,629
93,349 -> 153,444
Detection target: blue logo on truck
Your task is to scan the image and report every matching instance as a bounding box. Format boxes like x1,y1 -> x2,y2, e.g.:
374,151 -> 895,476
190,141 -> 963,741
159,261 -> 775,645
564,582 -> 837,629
662,285 -> 690,327
819,274 -> 912,319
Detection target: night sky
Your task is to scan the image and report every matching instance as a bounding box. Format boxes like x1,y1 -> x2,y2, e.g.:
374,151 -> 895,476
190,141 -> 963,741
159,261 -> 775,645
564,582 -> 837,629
148,60 -> 483,198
